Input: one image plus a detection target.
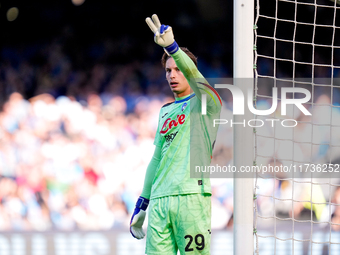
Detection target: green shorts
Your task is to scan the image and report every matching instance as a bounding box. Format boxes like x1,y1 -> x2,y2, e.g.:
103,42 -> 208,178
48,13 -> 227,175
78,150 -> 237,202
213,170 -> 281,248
145,194 -> 211,255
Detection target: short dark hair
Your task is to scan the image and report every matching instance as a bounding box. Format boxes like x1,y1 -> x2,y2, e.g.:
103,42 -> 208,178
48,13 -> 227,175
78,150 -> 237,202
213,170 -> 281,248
161,47 -> 198,68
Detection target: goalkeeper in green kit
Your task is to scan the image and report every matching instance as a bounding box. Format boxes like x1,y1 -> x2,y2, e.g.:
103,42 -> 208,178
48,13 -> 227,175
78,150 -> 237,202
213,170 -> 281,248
130,14 -> 222,255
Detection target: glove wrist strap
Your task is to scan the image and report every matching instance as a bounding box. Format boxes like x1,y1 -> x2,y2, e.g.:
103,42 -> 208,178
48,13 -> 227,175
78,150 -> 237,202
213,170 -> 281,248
164,41 -> 179,55
136,196 -> 149,211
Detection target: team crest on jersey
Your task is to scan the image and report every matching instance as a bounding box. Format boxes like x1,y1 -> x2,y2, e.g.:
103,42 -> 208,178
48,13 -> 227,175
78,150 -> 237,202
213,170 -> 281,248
181,102 -> 187,111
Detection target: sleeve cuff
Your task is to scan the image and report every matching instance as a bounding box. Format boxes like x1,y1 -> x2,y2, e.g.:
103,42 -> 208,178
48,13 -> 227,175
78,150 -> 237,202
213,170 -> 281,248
136,196 -> 149,210
164,41 -> 179,55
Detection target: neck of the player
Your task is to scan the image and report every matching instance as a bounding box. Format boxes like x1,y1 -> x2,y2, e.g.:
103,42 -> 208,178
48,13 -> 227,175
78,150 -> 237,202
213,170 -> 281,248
174,92 -> 195,102
174,89 -> 193,99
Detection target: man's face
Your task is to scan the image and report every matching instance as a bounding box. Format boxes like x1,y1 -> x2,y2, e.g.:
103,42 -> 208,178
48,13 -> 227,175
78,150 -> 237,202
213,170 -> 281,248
165,57 -> 191,98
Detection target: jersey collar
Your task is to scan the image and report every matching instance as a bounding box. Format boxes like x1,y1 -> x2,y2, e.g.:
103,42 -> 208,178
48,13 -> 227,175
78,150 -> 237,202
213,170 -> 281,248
174,93 -> 195,104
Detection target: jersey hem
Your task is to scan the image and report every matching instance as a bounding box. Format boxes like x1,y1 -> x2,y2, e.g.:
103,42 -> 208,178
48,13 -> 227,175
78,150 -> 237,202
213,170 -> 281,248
150,189 -> 212,200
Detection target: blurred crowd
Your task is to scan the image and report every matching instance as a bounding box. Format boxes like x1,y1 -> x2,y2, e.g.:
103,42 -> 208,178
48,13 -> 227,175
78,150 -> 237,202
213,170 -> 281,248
0,91 -> 163,230
1,91 -> 340,231
0,32 -> 233,230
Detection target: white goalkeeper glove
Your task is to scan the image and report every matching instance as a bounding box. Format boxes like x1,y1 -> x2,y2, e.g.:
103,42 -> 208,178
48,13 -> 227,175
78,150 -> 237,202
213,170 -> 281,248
145,14 -> 179,55
130,196 -> 149,239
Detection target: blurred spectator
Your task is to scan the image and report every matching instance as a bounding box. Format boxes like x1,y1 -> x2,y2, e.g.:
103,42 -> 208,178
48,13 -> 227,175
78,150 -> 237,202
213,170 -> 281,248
331,186 -> 340,231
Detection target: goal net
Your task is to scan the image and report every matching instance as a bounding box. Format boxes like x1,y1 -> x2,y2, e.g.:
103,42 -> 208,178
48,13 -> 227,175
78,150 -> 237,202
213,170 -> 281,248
253,0 -> 340,254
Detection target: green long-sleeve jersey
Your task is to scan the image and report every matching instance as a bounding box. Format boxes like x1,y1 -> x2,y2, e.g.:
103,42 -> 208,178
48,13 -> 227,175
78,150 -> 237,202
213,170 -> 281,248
149,48 -> 222,199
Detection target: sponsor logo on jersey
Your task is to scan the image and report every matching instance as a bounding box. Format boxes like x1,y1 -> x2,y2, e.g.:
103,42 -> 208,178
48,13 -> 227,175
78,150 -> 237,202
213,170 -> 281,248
160,114 -> 186,134
164,131 -> 178,143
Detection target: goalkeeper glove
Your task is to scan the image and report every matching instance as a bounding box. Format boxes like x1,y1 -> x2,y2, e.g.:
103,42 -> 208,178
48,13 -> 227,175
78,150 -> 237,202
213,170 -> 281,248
130,196 -> 149,239
145,14 -> 179,55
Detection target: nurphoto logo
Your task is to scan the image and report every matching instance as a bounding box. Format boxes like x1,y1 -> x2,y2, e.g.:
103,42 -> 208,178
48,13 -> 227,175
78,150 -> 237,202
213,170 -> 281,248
202,85 -> 312,128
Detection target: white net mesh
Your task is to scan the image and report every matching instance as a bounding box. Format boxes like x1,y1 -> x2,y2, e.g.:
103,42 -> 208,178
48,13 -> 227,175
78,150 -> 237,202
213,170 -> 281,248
254,0 -> 340,254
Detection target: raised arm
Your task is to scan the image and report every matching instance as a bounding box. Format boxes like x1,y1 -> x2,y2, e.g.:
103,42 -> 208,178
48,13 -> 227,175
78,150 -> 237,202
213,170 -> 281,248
171,48 -> 222,113
146,14 -> 222,114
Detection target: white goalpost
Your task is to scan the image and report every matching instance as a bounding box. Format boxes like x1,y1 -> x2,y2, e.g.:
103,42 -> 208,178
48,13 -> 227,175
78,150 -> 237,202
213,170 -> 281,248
233,0 -> 254,255
251,0 -> 340,255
